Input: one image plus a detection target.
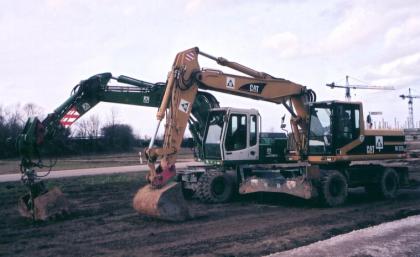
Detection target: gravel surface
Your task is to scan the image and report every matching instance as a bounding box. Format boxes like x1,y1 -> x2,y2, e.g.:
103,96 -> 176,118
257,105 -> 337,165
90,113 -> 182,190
268,215 -> 420,257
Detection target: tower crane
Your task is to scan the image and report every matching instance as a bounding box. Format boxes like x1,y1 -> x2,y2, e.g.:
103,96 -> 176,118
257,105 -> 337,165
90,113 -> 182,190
326,75 -> 394,101
400,88 -> 420,128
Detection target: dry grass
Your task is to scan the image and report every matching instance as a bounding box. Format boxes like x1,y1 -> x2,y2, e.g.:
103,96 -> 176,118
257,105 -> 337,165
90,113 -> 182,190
0,148 -> 194,175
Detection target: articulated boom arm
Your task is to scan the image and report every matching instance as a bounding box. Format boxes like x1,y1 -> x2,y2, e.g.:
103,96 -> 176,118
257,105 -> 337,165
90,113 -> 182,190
146,47 -> 316,187
18,72 -> 219,174
17,72 -> 167,172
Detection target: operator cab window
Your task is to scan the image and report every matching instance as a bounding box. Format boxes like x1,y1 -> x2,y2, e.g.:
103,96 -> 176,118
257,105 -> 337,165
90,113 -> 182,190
335,105 -> 360,148
250,115 -> 257,146
309,107 -> 332,155
225,114 -> 247,151
355,109 -> 360,129
204,111 -> 225,159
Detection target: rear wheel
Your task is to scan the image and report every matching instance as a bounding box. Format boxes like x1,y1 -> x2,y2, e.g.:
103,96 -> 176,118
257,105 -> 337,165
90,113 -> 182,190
196,171 -> 234,203
365,168 -> 399,199
319,170 -> 348,207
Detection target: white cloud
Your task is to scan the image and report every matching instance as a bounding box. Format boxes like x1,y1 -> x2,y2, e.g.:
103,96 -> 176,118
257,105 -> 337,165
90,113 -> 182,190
319,1 -> 420,55
322,6 -> 381,53
379,53 -> 420,75
366,52 -> 420,87
261,32 -> 300,58
384,17 -> 420,53
45,0 -> 67,10
185,0 -> 203,13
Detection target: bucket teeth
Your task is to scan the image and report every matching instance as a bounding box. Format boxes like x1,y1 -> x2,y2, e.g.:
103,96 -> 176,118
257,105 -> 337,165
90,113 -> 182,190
133,182 -> 191,221
18,187 -> 70,221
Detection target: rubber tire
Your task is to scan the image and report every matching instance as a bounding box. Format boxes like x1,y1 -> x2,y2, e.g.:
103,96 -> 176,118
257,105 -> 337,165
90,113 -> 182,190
196,171 -> 234,203
365,168 -> 399,199
319,170 -> 348,207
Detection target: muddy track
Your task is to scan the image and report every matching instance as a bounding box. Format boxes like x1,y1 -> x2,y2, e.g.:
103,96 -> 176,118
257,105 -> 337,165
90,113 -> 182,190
2,172 -> 420,257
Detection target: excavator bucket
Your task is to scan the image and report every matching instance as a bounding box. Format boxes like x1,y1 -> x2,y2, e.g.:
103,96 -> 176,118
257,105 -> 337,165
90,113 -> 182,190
18,187 -> 70,221
133,182 -> 191,221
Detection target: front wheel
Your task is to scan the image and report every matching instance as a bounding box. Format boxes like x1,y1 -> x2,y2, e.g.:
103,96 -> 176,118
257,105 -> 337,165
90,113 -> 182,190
196,171 -> 235,203
318,170 -> 348,207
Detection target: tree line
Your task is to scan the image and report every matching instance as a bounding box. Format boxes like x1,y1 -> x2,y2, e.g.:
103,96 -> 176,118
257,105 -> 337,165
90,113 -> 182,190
0,103 -> 193,159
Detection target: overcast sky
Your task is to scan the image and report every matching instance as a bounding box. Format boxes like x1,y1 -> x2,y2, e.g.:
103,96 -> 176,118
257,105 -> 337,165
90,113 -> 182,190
1,0 -> 420,137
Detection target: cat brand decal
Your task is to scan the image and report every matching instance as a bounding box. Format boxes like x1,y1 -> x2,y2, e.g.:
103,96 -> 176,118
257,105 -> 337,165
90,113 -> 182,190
239,83 -> 266,94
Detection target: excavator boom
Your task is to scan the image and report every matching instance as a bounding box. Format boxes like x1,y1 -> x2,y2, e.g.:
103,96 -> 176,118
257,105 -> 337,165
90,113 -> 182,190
143,47 -> 314,187
134,47 -> 316,221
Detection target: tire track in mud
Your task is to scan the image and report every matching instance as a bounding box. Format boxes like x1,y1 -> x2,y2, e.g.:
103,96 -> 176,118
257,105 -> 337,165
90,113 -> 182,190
134,192 -> 420,257
2,172 -> 420,257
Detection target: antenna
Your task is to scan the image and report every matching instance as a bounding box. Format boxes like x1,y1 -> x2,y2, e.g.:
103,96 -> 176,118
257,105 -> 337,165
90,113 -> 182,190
400,88 -> 420,128
326,75 -> 395,101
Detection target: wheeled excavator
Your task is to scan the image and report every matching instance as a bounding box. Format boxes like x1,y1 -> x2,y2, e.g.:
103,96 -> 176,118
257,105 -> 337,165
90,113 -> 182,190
134,47 -> 408,221
17,72 -> 219,220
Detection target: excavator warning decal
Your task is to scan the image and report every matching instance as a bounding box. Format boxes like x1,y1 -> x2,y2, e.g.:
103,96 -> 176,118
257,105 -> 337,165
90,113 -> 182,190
81,102 -> 91,111
375,136 -> 383,150
185,51 -> 195,62
60,107 -> 80,128
226,77 -> 235,89
179,99 -> 191,113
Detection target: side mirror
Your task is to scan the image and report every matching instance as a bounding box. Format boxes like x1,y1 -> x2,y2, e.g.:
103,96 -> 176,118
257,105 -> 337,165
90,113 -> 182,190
280,114 -> 286,128
280,114 -> 288,133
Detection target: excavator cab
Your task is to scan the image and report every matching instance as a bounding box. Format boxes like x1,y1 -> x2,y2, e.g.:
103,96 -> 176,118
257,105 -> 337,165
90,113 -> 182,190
203,108 -> 259,162
307,101 -> 362,157
202,108 -> 287,164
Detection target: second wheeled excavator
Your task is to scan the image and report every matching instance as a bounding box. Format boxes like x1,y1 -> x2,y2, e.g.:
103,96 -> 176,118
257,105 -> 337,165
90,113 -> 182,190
17,72 -> 218,220
134,47 -> 408,221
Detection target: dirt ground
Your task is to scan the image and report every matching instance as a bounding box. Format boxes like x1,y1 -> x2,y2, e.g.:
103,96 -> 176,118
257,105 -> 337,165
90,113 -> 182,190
1,161 -> 420,257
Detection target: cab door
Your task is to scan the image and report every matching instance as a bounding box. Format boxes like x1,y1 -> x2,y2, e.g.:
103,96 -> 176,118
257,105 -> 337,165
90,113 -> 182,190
333,104 -> 360,151
247,114 -> 259,160
223,111 -> 259,161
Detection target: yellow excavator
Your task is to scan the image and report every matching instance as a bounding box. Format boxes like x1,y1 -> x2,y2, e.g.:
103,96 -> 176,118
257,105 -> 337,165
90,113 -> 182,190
17,72 -> 219,220
134,47 -> 408,221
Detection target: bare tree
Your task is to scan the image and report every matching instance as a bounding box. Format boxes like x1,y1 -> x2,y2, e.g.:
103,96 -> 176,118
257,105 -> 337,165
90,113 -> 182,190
107,107 -> 119,126
75,119 -> 89,138
88,115 -> 100,138
23,103 -> 44,120
0,103 -> 24,158
5,103 -> 24,126
0,105 -> 4,125
75,114 -> 101,138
